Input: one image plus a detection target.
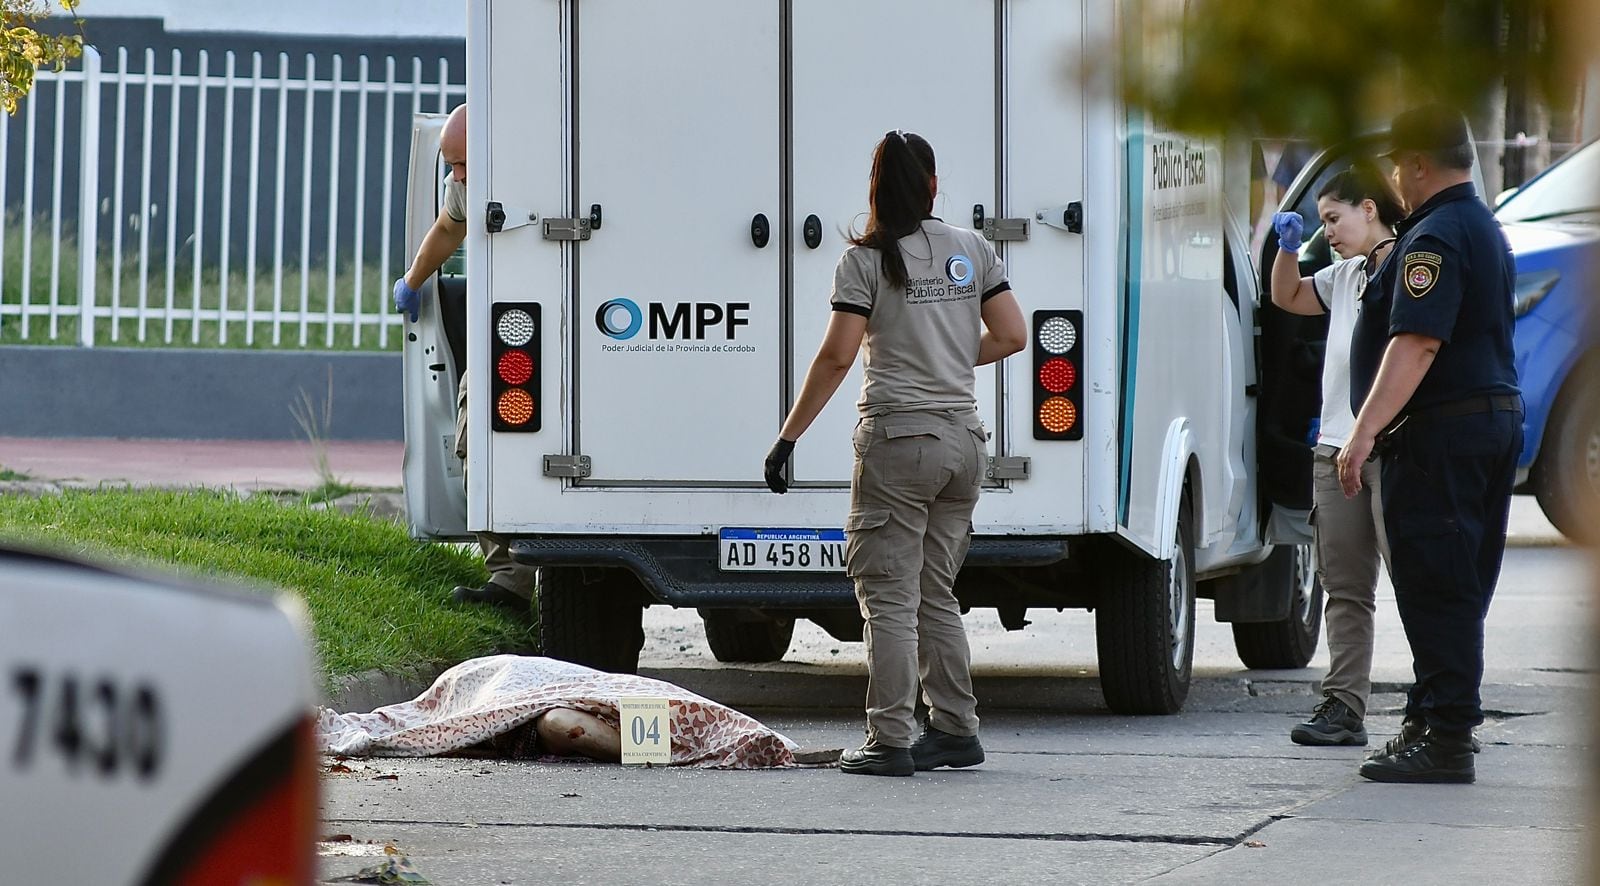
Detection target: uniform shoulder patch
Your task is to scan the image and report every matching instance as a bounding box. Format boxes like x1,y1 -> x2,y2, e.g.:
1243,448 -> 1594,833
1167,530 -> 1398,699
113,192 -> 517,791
1403,250 -> 1442,299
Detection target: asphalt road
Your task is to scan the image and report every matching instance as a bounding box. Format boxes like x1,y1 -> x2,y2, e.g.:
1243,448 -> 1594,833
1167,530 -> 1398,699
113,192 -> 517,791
319,545 -> 1595,885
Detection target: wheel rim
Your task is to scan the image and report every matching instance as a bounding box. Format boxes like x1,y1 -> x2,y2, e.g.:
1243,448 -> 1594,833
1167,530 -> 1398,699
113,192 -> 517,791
1293,544 -> 1317,626
1169,540 -> 1192,671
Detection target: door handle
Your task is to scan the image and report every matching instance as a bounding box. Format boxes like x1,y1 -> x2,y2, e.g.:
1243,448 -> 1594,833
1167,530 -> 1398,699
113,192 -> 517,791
803,214 -> 823,250
751,213 -> 770,248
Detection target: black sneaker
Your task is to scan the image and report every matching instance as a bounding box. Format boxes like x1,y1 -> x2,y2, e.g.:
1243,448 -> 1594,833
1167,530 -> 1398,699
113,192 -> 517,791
838,742 -> 914,777
910,725 -> 985,771
1290,695 -> 1368,746
452,583 -> 531,616
1370,717 -> 1483,759
1359,732 -> 1475,784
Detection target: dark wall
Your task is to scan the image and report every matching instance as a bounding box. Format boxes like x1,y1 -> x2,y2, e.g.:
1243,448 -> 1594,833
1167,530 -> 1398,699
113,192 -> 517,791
4,17 -> 465,277
0,345 -> 401,440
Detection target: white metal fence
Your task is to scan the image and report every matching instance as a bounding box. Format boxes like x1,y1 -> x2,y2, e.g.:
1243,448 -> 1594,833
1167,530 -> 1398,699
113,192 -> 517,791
0,46 -> 465,350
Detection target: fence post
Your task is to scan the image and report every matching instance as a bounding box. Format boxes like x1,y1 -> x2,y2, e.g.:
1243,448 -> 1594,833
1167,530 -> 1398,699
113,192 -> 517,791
77,47 -> 102,348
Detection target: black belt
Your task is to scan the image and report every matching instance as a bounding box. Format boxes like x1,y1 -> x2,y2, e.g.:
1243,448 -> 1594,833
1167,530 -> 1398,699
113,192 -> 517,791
1404,394 -> 1522,424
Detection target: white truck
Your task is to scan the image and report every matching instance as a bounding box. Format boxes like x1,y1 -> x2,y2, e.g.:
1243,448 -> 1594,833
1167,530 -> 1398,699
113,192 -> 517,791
402,0 -> 1325,714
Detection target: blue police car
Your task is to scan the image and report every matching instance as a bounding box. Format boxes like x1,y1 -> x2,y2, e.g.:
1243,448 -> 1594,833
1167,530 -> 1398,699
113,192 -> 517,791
1495,139 -> 1600,540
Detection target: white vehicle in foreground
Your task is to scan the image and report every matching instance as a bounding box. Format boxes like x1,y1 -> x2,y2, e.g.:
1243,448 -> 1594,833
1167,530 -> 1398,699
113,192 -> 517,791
0,545 -> 319,884
403,0 -> 1323,714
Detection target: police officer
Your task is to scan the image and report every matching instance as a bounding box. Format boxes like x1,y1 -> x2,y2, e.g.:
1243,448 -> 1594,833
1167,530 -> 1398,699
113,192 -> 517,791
1339,105 -> 1522,784
764,131 -> 1027,777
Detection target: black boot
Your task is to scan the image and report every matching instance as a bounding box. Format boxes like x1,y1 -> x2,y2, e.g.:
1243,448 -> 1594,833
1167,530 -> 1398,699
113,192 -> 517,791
1291,695 -> 1367,746
452,583 -> 531,617
910,724 -> 985,771
1370,716 -> 1483,759
839,742 -> 914,777
1359,731 -> 1476,784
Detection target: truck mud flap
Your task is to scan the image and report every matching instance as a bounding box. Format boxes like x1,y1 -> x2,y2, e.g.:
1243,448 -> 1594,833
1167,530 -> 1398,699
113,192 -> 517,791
509,538 -> 1070,608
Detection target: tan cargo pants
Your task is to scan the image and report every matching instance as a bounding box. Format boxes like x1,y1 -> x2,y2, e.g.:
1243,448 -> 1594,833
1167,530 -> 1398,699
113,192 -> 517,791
846,408 -> 987,747
1312,447 -> 1389,718
457,371 -> 537,601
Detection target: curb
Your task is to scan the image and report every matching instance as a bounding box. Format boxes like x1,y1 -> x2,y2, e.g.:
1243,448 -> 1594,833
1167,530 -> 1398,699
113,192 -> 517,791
323,662 -> 1340,715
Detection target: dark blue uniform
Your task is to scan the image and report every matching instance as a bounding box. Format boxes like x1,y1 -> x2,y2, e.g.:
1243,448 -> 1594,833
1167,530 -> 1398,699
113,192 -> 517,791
1350,182 -> 1522,736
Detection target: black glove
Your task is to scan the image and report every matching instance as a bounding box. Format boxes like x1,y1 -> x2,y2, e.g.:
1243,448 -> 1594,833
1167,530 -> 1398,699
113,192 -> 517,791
764,437 -> 795,494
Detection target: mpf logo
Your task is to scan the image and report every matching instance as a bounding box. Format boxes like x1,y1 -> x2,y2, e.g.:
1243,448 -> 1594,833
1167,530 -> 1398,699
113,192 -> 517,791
595,298 -> 751,341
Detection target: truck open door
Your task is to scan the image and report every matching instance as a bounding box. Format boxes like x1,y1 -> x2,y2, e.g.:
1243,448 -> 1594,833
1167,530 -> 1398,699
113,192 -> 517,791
401,113 -> 471,541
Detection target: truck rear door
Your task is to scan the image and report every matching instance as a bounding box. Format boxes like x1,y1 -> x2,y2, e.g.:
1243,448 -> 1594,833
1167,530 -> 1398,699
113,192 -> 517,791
573,0 -> 783,484
788,0 -> 1004,484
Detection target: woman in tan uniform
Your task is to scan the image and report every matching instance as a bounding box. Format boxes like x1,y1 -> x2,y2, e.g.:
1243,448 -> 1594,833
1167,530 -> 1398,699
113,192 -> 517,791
764,131 -> 1027,776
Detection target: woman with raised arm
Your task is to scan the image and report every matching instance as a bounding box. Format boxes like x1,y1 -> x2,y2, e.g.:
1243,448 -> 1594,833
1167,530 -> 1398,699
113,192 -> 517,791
1269,162 -> 1405,749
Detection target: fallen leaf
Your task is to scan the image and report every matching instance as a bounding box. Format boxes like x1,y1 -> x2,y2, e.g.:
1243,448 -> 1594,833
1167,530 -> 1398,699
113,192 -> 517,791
327,763 -> 354,774
373,774 -> 399,781
322,834 -> 355,843
1244,840 -> 1267,849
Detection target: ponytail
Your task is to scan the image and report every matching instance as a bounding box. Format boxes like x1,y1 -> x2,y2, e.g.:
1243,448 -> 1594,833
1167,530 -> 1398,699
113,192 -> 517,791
850,130 -> 936,289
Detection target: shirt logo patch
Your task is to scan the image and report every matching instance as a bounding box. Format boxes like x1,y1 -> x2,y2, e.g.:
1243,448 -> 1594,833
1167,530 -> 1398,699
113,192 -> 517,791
945,254 -> 974,287
1404,251 -> 1441,299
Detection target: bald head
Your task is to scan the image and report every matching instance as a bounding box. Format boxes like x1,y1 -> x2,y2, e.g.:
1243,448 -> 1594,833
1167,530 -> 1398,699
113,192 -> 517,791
441,104 -> 467,184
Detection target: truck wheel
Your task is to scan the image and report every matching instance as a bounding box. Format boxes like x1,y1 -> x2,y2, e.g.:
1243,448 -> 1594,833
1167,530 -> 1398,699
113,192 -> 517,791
1096,496 -> 1196,714
1231,543 -> 1323,669
701,611 -> 794,663
1534,360 -> 1600,543
536,567 -> 646,674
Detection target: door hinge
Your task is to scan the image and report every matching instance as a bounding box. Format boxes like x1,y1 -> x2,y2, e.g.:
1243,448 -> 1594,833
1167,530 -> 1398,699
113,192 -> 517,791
981,216 -> 1030,242
541,217 -> 592,242
486,201 -> 538,234
1036,201 -> 1084,234
542,454 -> 592,478
541,203 -> 603,242
985,456 -> 1031,481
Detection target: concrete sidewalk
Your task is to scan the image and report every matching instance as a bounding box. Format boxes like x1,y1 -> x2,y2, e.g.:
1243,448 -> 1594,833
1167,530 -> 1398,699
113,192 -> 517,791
0,436 -> 403,492
0,435 -> 1570,546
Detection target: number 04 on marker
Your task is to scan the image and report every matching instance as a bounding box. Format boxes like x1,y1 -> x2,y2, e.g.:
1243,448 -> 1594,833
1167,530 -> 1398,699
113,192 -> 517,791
618,697 -> 671,765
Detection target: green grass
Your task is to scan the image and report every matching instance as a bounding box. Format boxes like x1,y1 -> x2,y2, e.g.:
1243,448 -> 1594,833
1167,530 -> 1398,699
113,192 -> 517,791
0,466 -> 29,481
0,213 -> 403,351
0,488 -> 532,687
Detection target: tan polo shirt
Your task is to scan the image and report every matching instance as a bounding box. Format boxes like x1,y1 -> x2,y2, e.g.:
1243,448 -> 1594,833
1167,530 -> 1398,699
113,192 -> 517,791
830,219 -> 1009,414
443,176 -> 467,224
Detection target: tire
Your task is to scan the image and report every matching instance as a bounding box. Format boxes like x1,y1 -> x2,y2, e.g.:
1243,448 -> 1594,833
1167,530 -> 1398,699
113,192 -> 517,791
1096,496 -> 1196,714
1534,360 -> 1600,543
701,611 -> 795,663
1231,543 -> 1324,669
535,567 -> 646,674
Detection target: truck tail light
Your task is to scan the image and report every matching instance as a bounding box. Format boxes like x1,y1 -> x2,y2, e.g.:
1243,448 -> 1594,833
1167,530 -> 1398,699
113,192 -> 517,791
142,716 -> 319,885
492,303 -> 541,432
1032,310 -> 1083,440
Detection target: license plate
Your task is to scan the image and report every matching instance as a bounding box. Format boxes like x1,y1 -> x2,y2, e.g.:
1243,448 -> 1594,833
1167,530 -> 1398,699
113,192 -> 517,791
718,528 -> 847,572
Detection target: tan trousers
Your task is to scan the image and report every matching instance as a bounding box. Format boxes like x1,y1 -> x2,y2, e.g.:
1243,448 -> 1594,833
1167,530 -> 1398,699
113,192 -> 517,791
1312,449 -> 1389,718
846,409 -> 986,747
457,371 -> 537,601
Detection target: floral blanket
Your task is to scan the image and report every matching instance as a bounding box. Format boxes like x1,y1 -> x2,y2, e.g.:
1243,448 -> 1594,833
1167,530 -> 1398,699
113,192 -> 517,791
316,655 -> 798,769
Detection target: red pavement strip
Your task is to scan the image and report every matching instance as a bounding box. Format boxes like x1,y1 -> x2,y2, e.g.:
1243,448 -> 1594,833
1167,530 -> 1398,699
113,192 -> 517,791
0,437 -> 403,492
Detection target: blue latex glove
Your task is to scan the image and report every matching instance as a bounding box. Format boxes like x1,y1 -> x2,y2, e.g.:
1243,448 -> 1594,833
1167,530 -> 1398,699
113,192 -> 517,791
1272,211 -> 1304,253
393,276 -> 420,322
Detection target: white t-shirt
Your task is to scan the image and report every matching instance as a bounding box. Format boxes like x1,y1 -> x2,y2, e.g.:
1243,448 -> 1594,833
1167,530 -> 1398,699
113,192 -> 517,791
1310,256 -> 1373,448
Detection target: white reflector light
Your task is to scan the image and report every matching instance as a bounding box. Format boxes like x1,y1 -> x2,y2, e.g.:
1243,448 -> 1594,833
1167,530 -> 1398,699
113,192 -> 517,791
1038,316 -> 1076,354
497,309 -> 535,347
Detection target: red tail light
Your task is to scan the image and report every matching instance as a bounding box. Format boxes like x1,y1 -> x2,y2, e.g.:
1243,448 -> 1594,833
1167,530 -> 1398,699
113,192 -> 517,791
1032,310 -> 1083,440
491,303 -> 542,432
142,716 -> 319,885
